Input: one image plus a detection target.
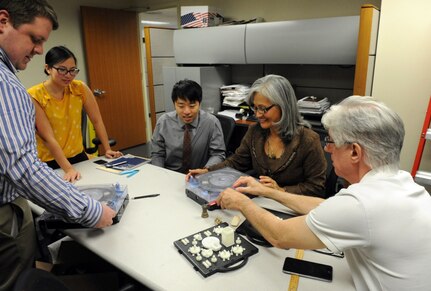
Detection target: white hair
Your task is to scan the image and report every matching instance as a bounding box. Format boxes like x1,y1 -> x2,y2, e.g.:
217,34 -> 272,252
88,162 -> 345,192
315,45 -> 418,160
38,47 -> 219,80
322,96 -> 404,169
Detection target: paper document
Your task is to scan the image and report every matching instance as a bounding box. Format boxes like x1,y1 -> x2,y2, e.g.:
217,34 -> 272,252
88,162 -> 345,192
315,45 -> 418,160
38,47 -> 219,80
220,84 -> 250,108
217,110 -> 240,120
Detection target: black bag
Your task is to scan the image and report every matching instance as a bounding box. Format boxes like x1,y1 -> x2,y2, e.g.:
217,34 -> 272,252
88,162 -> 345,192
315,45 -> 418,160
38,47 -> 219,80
236,208 -> 296,247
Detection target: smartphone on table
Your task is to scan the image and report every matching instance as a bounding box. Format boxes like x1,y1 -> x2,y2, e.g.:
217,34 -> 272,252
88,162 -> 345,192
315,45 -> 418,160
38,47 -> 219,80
93,159 -> 108,165
282,257 -> 333,282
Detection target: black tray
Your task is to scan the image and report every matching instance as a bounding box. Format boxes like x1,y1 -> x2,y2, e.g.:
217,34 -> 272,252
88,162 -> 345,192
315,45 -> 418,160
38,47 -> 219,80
174,222 -> 259,277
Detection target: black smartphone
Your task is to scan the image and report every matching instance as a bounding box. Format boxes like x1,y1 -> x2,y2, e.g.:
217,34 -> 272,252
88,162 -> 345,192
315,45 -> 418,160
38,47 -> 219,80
282,257 -> 333,282
93,159 -> 108,165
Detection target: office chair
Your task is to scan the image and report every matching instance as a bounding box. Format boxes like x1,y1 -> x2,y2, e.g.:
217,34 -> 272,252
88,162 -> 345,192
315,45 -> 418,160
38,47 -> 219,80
215,114 -> 236,156
86,137 -> 117,155
81,110 -> 116,155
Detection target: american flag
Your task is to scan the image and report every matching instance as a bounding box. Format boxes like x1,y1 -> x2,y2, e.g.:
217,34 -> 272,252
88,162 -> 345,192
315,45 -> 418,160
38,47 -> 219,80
181,12 -> 213,28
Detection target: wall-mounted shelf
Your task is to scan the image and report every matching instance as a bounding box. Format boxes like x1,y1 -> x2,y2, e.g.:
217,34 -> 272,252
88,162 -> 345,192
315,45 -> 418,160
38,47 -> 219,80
245,16 -> 359,65
173,16 -> 360,65
173,25 -> 246,64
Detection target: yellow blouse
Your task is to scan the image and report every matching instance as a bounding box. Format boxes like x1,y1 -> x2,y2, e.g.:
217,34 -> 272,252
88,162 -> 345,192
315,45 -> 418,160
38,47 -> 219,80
28,80 -> 87,162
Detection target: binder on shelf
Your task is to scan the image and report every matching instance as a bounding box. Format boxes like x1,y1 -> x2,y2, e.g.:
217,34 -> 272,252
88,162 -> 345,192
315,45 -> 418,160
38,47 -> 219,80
411,96 -> 431,185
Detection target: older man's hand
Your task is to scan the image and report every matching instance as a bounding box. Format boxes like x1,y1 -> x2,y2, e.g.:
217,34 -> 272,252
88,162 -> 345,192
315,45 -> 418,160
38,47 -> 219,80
232,176 -> 268,197
217,187 -> 250,211
258,176 -> 283,191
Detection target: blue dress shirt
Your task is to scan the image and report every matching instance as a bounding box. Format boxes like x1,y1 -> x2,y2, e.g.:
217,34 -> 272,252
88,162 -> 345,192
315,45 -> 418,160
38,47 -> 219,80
0,48 -> 101,227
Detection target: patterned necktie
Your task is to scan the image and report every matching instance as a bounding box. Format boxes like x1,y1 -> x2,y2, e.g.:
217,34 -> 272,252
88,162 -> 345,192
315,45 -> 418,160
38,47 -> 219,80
182,124 -> 192,173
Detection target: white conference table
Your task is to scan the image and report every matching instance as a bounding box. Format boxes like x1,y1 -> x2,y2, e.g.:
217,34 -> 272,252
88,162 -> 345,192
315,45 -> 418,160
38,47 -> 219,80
35,159 -> 355,291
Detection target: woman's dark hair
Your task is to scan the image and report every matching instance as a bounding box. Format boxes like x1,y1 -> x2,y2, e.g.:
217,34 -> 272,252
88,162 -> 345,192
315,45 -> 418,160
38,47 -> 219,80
171,79 -> 202,103
44,46 -> 77,75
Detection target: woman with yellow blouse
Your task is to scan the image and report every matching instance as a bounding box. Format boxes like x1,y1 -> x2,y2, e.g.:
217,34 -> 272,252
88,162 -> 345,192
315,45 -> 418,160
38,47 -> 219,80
28,46 -> 122,182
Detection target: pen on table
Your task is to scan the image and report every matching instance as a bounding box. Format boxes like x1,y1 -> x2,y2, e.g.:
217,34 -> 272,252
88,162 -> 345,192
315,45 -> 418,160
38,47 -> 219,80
126,170 -> 139,178
106,160 -> 127,168
120,169 -> 138,175
132,194 -> 160,200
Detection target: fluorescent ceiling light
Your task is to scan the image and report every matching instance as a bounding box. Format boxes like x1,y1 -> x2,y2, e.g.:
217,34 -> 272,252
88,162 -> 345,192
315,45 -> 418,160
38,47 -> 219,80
141,20 -> 171,25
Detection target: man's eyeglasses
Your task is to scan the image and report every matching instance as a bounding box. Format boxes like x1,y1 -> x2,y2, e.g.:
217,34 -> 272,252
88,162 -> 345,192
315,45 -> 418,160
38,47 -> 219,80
324,135 -> 352,146
324,136 -> 335,146
52,66 -> 80,76
251,104 -> 276,114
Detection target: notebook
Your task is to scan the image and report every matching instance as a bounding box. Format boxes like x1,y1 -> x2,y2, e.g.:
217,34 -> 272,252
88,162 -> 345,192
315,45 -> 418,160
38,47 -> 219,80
97,154 -> 150,173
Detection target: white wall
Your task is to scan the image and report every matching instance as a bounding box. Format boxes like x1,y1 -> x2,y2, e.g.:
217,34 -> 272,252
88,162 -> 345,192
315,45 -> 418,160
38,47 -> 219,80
372,0 -> 431,171
19,0 -> 136,88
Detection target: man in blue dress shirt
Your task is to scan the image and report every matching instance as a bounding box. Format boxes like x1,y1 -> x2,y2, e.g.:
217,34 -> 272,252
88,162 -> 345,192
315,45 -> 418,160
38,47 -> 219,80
151,79 -> 226,173
0,1 -> 115,289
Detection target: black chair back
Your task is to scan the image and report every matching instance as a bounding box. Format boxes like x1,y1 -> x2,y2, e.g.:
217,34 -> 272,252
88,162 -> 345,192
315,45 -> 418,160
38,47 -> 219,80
215,114 -> 236,151
323,150 -> 345,198
81,109 -> 116,155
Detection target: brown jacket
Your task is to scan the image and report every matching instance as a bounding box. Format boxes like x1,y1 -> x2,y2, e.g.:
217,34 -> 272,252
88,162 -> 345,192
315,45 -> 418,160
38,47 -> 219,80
208,124 -> 327,197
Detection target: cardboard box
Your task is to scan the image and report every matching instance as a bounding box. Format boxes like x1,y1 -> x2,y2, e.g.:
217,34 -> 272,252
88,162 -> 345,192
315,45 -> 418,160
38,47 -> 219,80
180,6 -> 222,28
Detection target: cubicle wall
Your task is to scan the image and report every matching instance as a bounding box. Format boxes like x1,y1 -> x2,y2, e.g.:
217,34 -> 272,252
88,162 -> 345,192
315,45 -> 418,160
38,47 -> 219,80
229,64 -> 355,105
158,11 -> 379,131
163,66 -> 231,114
169,15 -> 362,109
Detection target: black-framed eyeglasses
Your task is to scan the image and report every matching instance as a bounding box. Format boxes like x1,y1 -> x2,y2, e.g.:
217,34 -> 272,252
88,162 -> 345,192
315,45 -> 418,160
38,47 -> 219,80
324,136 -> 335,146
251,104 -> 276,114
324,135 -> 353,147
52,66 -> 80,76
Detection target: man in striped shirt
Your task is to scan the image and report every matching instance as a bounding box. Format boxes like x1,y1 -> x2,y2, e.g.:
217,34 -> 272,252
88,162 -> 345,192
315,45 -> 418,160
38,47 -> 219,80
0,1 -> 115,289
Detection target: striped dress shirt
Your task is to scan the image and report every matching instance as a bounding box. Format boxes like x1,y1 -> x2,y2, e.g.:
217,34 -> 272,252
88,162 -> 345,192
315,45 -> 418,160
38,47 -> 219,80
0,48 -> 101,227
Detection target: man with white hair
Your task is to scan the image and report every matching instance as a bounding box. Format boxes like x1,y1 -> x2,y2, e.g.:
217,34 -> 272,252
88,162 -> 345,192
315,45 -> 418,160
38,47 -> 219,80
217,96 -> 431,290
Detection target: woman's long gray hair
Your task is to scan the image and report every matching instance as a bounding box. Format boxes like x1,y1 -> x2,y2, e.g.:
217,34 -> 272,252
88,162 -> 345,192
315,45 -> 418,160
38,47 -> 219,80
246,74 -> 309,141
